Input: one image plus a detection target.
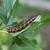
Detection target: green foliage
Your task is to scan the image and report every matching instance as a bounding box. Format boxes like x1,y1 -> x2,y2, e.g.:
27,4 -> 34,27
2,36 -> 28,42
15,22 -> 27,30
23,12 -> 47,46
0,31 -> 11,45
0,0 -> 50,50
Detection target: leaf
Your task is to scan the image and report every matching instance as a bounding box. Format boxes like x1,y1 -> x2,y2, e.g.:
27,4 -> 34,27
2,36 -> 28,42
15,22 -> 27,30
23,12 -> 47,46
11,36 -> 38,48
3,0 -> 16,16
7,0 -> 23,25
11,36 -> 27,47
0,14 -> 7,24
11,43 -> 42,50
41,13 -> 50,25
0,0 -> 16,24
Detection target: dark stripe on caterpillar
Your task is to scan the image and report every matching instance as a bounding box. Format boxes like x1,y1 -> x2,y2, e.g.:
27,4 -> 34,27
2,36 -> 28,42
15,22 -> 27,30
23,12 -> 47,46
8,16 -> 37,33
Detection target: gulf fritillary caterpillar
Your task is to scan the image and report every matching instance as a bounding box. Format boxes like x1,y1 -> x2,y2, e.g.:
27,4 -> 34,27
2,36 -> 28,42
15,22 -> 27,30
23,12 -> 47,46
8,16 -> 37,33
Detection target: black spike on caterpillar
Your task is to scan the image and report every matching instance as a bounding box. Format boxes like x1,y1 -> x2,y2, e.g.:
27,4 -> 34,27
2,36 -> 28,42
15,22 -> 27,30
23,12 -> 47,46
8,16 -> 37,33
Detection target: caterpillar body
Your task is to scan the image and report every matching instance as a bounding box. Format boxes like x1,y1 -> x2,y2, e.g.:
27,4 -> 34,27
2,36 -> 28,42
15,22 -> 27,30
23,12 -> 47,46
8,16 -> 37,33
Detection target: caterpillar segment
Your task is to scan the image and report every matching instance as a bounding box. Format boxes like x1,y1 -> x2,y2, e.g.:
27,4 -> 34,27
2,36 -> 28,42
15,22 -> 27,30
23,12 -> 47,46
8,16 -> 37,33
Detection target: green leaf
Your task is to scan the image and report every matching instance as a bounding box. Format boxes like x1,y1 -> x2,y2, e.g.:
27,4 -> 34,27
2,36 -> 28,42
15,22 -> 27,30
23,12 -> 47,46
11,43 -> 42,50
0,14 -> 7,24
41,14 -> 50,25
0,0 -> 16,24
3,0 -> 16,16
7,0 -> 23,25
11,36 -> 40,49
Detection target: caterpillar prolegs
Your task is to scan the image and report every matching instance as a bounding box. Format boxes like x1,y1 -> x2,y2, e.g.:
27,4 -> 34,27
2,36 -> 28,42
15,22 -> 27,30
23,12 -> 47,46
8,16 -> 37,33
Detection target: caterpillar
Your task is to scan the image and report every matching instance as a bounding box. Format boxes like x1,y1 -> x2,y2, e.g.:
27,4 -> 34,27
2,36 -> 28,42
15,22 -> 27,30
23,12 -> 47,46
8,16 -> 37,33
